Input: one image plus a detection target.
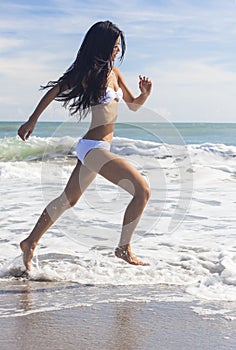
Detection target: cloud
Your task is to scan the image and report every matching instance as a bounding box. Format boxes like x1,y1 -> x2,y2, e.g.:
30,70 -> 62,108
156,60 -> 236,85
0,37 -> 27,52
0,0 -> 236,122
144,60 -> 236,122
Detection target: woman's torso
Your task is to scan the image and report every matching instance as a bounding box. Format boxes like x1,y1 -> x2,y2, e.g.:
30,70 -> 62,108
83,69 -> 122,142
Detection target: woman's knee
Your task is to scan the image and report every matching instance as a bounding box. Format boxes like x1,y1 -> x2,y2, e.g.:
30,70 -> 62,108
68,196 -> 79,208
118,176 -> 150,203
58,192 -> 79,209
135,182 -> 150,204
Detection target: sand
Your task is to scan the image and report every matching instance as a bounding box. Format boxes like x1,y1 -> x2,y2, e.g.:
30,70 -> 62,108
0,281 -> 235,350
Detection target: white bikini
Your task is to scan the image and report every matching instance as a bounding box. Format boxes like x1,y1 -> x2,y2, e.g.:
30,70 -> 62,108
76,86 -> 123,165
99,86 -> 123,104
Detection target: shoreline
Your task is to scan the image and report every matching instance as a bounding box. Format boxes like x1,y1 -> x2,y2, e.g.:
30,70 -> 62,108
0,281 -> 235,350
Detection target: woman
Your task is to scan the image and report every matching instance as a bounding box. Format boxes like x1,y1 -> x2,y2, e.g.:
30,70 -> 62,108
18,20 -> 152,271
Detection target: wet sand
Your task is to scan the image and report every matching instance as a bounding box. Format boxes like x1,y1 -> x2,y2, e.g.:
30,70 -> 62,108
0,282 -> 235,350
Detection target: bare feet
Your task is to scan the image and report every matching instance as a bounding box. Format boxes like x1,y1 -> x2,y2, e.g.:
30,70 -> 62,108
20,239 -> 35,271
115,244 -> 148,266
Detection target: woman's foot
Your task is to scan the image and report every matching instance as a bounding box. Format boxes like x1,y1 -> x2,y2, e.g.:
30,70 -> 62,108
115,244 -> 148,266
20,239 -> 35,271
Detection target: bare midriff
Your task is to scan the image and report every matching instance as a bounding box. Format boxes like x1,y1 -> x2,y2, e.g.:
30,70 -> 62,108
83,100 -> 118,143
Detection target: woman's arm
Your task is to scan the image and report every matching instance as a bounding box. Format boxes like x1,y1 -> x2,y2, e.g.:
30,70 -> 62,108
18,84 -> 60,141
113,67 -> 152,111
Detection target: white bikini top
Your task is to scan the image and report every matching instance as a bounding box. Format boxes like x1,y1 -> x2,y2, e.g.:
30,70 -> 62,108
99,86 -> 123,104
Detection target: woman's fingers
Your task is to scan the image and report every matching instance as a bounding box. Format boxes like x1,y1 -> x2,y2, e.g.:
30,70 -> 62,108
18,122 -> 34,141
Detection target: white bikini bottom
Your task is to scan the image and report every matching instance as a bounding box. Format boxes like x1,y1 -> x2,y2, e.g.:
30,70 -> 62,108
76,138 -> 111,165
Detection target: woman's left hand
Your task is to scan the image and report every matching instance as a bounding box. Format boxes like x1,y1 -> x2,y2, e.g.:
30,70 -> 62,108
139,75 -> 152,96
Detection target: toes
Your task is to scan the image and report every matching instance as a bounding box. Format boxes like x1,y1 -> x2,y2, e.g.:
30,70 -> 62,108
131,259 -> 149,266
115,247 -> 148,266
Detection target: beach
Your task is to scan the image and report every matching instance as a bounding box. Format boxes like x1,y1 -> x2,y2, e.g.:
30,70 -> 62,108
0,120 -> 236,349
0,281 -> 236,350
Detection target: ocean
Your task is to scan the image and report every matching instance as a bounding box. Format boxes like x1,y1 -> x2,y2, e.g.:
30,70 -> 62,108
0,120 -> 236,321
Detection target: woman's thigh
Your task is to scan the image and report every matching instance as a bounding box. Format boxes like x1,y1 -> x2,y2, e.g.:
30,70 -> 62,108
64,160 -> 97,204
83,149 -> 149,196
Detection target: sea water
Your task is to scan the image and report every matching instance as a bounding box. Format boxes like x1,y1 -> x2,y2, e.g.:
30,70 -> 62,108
0,115 -> 236,319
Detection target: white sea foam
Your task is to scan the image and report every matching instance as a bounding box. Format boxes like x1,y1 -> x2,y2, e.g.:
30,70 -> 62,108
1,135 -> 236,162
0,134 -> 236,318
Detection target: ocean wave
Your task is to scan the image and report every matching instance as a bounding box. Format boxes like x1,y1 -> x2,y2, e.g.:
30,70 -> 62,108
1,136 -> 236,162
0,136 -> 76,162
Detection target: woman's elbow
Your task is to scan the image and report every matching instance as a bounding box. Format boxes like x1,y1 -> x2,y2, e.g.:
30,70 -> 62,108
127,101 -> 140,112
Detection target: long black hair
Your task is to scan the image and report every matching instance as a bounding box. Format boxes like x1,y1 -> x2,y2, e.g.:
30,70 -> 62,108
41,20 -> 126,118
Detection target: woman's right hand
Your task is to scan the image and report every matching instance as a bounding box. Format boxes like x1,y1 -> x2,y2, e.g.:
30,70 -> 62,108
18,118 -> 36,141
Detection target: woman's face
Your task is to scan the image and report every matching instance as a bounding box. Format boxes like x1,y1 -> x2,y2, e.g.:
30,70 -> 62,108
111,36 -> 121,61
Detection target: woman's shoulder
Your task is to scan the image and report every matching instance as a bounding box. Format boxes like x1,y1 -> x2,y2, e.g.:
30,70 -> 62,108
112,66 -> 124,84
112,66 -> 122,77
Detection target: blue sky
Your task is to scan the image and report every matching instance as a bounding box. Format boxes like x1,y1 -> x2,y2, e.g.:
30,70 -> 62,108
0,0 -> 236,122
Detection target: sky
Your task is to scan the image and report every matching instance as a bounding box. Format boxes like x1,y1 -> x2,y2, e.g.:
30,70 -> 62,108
0,0 -> 236,122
